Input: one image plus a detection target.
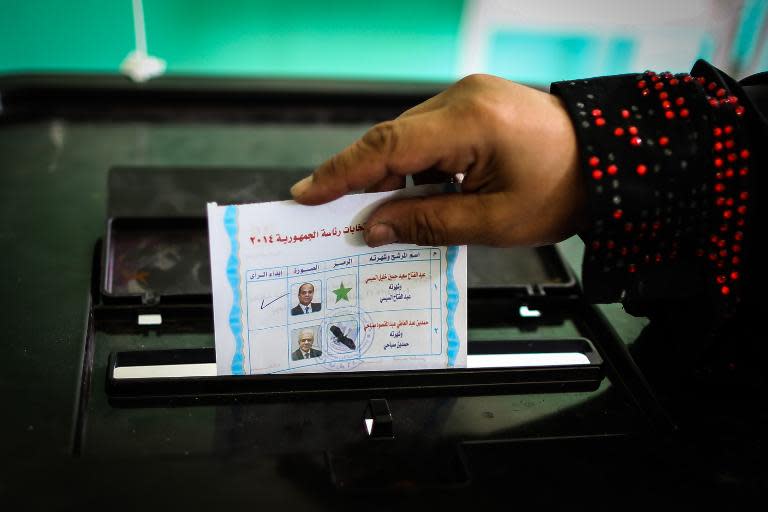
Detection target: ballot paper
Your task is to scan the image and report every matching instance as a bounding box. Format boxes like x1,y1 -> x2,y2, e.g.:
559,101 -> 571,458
207,186 -> 467,375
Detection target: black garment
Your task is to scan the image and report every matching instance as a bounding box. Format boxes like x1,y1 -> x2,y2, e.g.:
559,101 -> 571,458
551,60 -> 765,328
291,348 -> 322,361
549,63 -> 768,497
290,302 -> 322,315
550,60 -> 768,416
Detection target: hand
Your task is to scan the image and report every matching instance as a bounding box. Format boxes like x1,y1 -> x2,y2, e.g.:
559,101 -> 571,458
290,74 -> 586,247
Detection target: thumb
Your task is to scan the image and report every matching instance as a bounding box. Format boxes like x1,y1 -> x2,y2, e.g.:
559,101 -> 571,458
364,192 -> 508,247
291,110 -> 479,205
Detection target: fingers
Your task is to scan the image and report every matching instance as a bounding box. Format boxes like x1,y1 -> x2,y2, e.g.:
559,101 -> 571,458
396,90 -> 447,118
364,192 -> 509,247
291,110 -> 474,205
365,174 -> 406,193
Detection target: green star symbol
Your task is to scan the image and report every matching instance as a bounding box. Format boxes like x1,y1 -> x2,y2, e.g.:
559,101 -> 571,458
332,282 -> 352,303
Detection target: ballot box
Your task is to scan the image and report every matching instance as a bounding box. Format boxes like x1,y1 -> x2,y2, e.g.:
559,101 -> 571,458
0,74 -> 671,506
99,164 -> 610,392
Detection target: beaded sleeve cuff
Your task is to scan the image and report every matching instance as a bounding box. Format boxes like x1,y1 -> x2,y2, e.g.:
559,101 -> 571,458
551,60 -> 753,318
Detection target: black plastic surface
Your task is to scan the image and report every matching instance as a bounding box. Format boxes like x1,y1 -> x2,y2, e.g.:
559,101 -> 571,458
0,73 -> 679,506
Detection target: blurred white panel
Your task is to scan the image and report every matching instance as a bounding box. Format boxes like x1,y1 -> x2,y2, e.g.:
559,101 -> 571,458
458,0 -> 743,82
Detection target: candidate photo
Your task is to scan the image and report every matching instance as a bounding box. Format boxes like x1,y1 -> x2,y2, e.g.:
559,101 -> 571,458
291,327 -> 322,361
290,281 -> 322,316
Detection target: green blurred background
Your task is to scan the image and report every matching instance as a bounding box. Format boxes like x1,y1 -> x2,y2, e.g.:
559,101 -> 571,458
1,0 -> 766,84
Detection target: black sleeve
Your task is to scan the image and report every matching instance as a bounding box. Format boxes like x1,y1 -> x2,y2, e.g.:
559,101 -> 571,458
550,60 -> 764,325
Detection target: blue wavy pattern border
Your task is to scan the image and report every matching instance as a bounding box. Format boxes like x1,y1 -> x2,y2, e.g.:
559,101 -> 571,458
445,245 -> 460,367
223,205 -> 245,375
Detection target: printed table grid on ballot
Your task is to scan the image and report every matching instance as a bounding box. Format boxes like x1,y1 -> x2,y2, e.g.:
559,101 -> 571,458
243,248 -> 443,374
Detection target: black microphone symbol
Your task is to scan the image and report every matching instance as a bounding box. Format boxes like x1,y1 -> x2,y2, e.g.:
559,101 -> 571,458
330,325 -> 356,350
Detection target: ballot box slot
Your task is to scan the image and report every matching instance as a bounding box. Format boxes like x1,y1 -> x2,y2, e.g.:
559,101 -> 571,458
106,338 -> 603,404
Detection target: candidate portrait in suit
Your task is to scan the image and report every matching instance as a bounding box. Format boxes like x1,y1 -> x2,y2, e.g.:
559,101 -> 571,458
291,327 -> 322,361
290,282 -> 322,315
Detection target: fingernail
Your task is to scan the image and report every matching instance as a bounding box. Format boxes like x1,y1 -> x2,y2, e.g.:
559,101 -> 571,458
366,223 -> 397,247
290,175 -> 313,198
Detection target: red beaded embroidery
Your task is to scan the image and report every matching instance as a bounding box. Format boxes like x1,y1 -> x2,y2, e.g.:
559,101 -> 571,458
563,66 -> 751,313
